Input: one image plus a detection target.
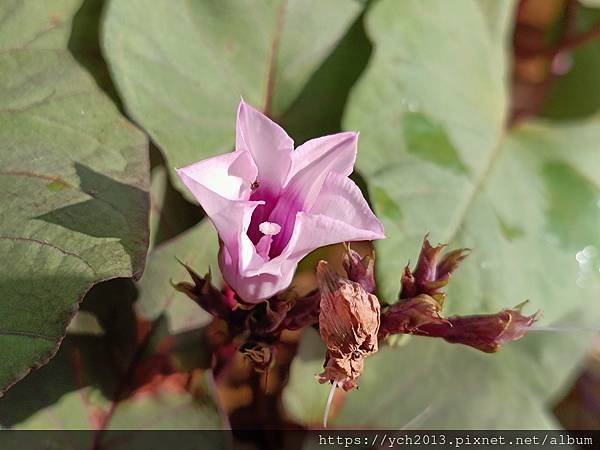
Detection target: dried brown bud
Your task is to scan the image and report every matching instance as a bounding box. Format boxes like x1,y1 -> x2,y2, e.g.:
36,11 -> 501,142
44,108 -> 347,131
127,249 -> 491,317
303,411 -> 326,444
172,260 -> 236,321
400,236 -> 470,304
343,244 -> 376,294
316,261 -> 380,391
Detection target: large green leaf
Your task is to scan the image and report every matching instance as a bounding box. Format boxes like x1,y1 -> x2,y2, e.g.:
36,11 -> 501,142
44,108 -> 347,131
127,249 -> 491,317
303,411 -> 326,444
0,332 -> 228,438
284,0 -> 600,428
0,0 -> 149,394
286,323 -> 597,429
344,0 -> 511,302
0,278 -> 229,442
101,0 -> 362,197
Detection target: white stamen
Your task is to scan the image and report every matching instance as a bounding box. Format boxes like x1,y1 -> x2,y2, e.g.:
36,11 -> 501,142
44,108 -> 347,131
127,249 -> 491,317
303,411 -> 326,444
259,221 -> 281,236
323,381 -> 338,428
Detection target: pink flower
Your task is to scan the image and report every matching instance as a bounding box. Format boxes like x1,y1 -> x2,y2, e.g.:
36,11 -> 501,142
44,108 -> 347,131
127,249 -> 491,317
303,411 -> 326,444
177,100 -> 385,303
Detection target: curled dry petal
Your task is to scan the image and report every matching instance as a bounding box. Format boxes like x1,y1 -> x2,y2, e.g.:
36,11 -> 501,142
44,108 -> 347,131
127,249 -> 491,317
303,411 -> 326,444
177,100 -> 385,303
239,341 -> 274,372
316,261 -> 380,391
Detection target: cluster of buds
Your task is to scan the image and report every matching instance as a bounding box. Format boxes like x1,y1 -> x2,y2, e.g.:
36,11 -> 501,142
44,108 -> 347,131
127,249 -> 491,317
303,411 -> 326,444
378,238 -> 539,353
172,261 -> 321,372
173,236 -> 538,389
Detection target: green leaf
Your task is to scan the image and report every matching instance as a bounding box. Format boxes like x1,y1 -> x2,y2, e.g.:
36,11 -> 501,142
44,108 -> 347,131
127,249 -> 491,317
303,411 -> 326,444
580,0 -> 600,8
286,323 -> 597,429
278,9 -> 372,144
282,329 -> 331,426
101,0 -> 362,198
136,220 -> 220,334
0,1 -> 149,394
0,279 -> 229,438
345,0 -> 511,303
284,0 -> 600,428
0,334 -> 228,436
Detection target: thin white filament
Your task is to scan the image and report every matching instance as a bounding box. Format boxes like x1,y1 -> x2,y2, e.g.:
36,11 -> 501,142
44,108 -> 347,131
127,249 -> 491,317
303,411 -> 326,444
530,325 -> 600,333
401,405 -> 432,430
323,381 -> 338,428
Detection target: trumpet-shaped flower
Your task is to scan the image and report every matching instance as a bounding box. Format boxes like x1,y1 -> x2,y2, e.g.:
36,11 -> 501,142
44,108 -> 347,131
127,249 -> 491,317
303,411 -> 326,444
177,100 -> 385,302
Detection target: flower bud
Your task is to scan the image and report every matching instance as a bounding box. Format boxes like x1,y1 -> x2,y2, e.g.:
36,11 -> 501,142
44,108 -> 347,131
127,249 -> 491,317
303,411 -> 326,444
400,236 -> 470,304
379,294 -> 448,339
343,244 -> 376,294
380,294 -> 538,353
429,303 -> 539,353
172,261 -> 237,321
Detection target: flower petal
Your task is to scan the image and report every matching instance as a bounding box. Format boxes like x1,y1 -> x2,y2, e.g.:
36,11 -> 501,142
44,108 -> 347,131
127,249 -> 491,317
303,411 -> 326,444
219,246 -> 297,302
176,152 -> 261,270
236,100 -> 293,192
177,150 -> 257,201
310,172 -> 385,238
288,131 -> 358,183
266,132 -> 359,254
283,132 -> 357,207
242,173 -> 384,278
286,173 -> 385,258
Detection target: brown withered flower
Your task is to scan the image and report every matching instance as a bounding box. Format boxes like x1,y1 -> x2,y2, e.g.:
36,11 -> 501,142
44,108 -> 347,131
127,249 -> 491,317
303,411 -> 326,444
316,261 -> 380,391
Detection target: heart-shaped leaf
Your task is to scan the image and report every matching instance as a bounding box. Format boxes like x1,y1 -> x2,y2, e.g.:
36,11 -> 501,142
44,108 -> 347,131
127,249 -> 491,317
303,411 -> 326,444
0,0 -> 149,394
101,0 -> 362,197
284,0 -> 600,428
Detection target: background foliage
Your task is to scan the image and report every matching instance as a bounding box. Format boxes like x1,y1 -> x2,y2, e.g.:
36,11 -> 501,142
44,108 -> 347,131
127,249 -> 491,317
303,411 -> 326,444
1,0 -> 599,440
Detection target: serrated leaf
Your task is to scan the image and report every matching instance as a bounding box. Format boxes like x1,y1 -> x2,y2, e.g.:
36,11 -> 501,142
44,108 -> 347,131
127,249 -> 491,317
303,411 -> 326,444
101,0 -> 362,198
0,1 -> 149,394
284,0 -> 600,429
